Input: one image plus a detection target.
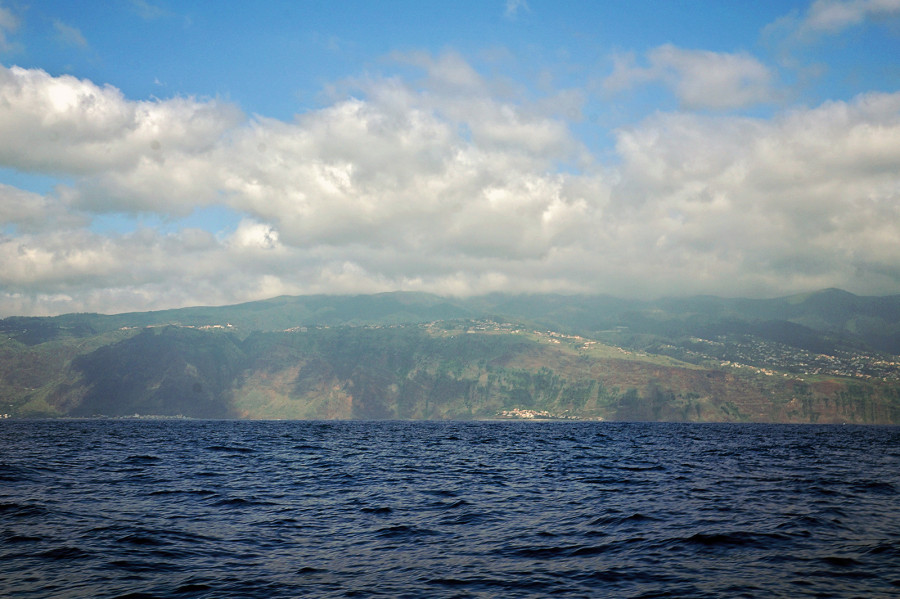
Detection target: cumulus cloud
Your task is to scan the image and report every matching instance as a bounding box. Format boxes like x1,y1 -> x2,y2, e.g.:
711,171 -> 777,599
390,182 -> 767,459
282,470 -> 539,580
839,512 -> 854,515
56,51 -> 589,250
0,57 -> 607,313
1,56 -> 900,315
604,45 -> 776,110
608,91 -> 900,296
0,184 -> 87,233
0,65 -> 243,178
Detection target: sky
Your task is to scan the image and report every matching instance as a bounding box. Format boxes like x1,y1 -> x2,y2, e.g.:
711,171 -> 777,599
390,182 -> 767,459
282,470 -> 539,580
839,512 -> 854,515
1,0 -> 900,316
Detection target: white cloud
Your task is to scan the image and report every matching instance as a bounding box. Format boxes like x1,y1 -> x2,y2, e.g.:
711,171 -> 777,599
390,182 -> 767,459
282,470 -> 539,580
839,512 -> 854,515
0,184 -> 87,233
608,91 -> 900,296
228,219 -> 281,250
801,0 -> 900,33
0,65 -> 243,178
604,45 -> 776,110
766,0 -> 900,46
1,59 -> 900,314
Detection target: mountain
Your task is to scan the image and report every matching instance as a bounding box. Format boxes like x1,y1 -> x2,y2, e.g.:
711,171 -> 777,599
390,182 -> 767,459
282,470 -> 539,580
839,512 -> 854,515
1,290 -> 899,423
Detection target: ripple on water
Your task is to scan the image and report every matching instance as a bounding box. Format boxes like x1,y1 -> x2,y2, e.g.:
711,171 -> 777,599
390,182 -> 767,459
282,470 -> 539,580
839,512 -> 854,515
0,420 -> 897,598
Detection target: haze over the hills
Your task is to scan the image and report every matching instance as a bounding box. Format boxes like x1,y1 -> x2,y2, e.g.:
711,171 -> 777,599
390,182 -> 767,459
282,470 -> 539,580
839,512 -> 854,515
2,1 -> 900,316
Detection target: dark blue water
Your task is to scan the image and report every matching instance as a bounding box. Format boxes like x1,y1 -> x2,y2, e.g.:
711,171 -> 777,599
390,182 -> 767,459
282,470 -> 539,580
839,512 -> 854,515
1,421 -> 898,598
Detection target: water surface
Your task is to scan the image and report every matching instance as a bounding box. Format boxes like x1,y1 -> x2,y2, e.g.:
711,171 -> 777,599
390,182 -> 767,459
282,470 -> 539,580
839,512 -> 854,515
2,420 -> 898,598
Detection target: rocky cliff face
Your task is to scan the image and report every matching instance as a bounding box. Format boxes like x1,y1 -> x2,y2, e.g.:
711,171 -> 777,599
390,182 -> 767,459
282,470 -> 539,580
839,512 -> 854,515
2,291 -> 899,423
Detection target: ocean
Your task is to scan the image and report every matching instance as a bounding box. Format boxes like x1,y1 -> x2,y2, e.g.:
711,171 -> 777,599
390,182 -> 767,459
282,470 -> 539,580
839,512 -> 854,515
1,420 -> 898,598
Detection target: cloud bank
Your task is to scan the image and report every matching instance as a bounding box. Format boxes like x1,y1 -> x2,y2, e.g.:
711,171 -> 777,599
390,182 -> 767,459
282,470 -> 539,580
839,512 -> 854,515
1,45 -> 900,314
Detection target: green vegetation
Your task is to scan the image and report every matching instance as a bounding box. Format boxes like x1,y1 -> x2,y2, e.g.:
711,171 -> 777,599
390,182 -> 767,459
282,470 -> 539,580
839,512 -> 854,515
1,291 -> 899,423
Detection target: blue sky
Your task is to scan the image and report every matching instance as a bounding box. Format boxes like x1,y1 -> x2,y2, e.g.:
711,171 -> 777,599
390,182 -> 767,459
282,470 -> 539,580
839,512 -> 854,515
1,1 -> 899,315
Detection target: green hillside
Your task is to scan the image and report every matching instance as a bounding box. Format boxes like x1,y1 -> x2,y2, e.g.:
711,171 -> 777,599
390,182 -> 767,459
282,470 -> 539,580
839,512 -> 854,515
1,291 -> 899,423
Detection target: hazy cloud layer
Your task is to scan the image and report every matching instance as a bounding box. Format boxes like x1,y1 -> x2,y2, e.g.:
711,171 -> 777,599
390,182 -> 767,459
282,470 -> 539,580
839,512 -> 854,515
504,0 -> 530,19
0,4 -> 17,52
801,0 -> 900,33
53,20 -> 88,48
766,0 -> 900,46
1,40 -> 900,314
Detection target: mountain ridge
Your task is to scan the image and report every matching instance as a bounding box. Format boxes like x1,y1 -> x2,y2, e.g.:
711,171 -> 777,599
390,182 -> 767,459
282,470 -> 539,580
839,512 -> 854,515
2,289 -> 899,423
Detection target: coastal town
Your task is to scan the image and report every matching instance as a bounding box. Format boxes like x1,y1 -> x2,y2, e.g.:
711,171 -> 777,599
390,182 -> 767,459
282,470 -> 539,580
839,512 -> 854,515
429,318 -> 900,382
649,335 -> 900,381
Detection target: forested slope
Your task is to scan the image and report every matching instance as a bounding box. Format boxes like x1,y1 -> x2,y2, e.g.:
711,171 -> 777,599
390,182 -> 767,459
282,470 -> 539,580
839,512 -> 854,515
2,290 -> 899,423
